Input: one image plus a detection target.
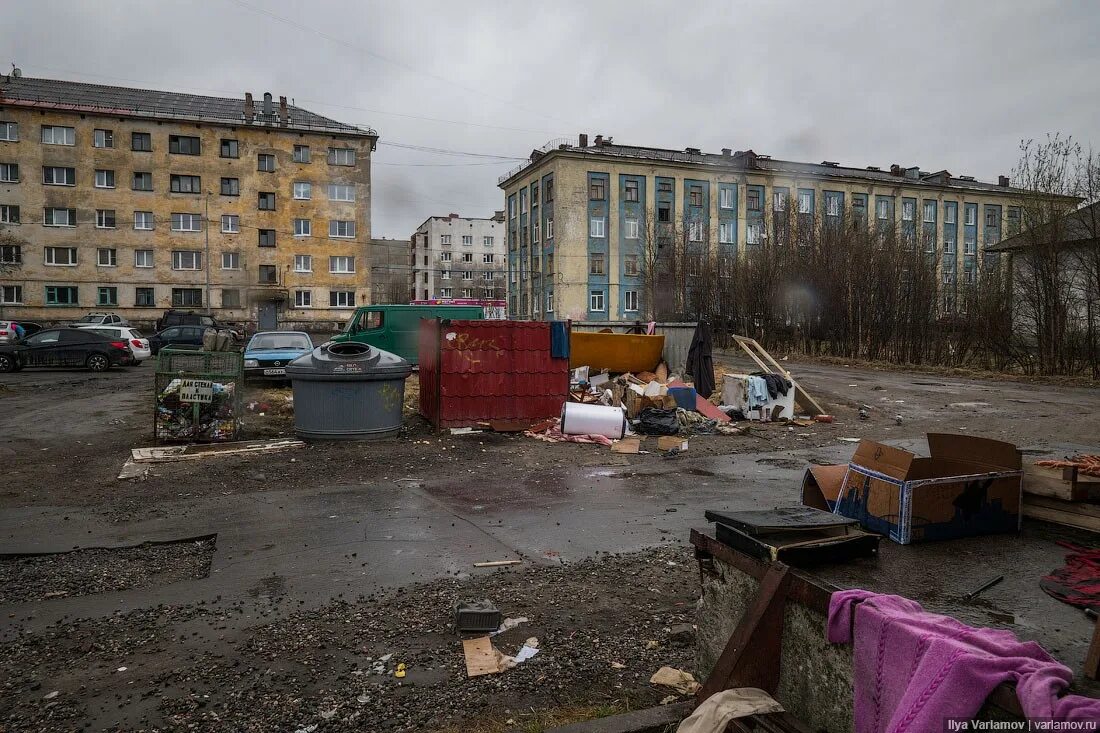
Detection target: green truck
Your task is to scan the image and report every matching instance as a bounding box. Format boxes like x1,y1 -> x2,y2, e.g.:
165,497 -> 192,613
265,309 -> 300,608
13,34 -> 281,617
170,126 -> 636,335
329,304 -> 485,364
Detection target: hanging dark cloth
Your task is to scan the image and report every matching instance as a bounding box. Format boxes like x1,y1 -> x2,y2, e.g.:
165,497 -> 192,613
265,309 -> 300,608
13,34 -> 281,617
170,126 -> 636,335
549,321 -> 570,359
685,321 -> 715,399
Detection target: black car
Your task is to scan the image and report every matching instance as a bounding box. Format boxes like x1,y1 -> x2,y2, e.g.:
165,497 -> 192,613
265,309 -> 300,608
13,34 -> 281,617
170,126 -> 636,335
155,309 -> 218,332
148,325 -> 210,355
0,328 -> 132,372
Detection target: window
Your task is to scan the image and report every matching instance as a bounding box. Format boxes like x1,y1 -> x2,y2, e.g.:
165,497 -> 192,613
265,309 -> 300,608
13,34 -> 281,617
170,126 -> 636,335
624,253 -> 639,275
546,219 -> 553,239
462,235 -> 473,246
440,234 -> 452,246
293,145 -> 311,163
440,252 -> 452,263
290,181 -> 313,200
258,191 -> 275,210
169,135 -> 201,155
482,271 -> 494,281
589,217 -> 605,238
294,218 -> 311,237
1,244 -> 22,264
462,252 -> 473,263
901,200 -> 915,221
440,270 -> 451,280
589,179 -> 606,200
589,290 -> 605,311
294,254 -> 312,272
0,163 -> 17,182
532,222 -> 540,243
172,251 -> 203,270
720,187 -> 734,209
625,217 -> 639,239
133,172 -> 153,191
944,235 -> 956,254
43,208 -> 76,227
798,190 -> 813,214
96,246 -> 116,267
134,249 -> 154,268
658,203 -> 671,222
92,169 -> 116,189
923,201 -> 936,222
294,290 -> 312,307
170,174 -> 201,193
330,255 -> 355,273
221,214 -> 240,233
877,199 -> 890,220
440,287 -> 453,298
945,204 -> 957,224
329,220 -> 355,238
689,185 -> 703,207
220,177 -> 240,196
965,205 -> 976,226
747,188 -> 762,211
97,286 -> 118,306
43,167 -> 76,186
135,287 -> 155,307
172,288 -> 203,307
0,121 -> 18,141
221,289 -> 241,308
852,194 -> 867,217
1,285 -> 23,304
964,236 -> 976,255
131,132 -> 152,151
222,252 -> 240,270
258,264 -> 277,284
171,213 -> 202,232
220,139 -> 239,158
45,286 -> 79,305
689,221 -> 704,242
826,195 -> 841,217
257,153 -> 275,172
589,253 -> 605,275
964,269 -> 975,285
985,208 -> 998,227
258,229 -> 276,247
657,180 -> 673,194
624,290 -> 639,312
461,271 -> 473,281
41,125 -> 75,145
329,290 -> 355,307
45,246 -> 78,266
625,179 -> 640,202
327,184 -> 355,202
95,210 -> 116,229
545,179 -> 554,202
93,129 -> 114,148
0,204 -> 19,224
746,223 -> 762,244
483,235 -> 494,246
719,222 -> 734,244
943,270 -> 955,285
545,291 -> 554,312
328,148 -> 355,166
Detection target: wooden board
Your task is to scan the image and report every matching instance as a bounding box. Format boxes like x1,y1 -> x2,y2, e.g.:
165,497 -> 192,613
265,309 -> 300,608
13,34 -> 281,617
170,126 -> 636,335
1022,503 -> 1100,533
462,636 -> 499,677
611,438 -> 641,454
131,439 -> 304,463
733,336 -> 826,417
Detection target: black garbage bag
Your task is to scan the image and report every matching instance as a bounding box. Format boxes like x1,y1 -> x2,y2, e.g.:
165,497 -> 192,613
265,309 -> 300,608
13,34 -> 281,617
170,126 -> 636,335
635,407 -> 680,435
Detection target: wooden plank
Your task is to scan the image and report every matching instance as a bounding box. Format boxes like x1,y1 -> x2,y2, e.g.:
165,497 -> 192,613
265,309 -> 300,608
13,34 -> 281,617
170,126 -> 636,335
472,559 -> 522,568
732,336 -> 825,417
611,438 -> 641,454
696,562 -> 791,701
1022,504 -> 1100,533
462,636 -> 498,677
1025,494 -> 1100,519
1085,618 -> 1100,681
1024,465 -> 1089,502
131,439 -> 304,463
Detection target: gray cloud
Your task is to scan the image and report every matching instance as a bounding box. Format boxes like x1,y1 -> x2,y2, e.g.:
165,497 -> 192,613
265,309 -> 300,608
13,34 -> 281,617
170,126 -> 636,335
3,0 -> 1099,236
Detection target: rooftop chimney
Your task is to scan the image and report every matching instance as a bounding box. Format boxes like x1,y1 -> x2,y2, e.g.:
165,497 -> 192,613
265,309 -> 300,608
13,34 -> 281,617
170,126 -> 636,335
721,148 -> 732,156
493,210 -> 505,222
890,164 -> 902,176
578,133 -> 588,148
593,134 -> 604,146
244,93 -> 254,123
998,175 -> 1010,187
262,92 -> 273,120
278,95 -> 288,127
449,213 -> 459,219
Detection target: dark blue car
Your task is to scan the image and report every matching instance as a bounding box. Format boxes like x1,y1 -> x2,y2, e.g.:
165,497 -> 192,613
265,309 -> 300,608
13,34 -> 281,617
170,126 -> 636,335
243,331 -> 313,380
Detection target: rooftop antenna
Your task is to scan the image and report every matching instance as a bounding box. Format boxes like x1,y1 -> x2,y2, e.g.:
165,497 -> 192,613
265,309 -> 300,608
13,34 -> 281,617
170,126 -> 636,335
10,64 -> 22,78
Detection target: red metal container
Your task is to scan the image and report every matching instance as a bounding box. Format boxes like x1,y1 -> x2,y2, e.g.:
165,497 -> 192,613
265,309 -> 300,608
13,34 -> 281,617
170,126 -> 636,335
419,319 -> 569,429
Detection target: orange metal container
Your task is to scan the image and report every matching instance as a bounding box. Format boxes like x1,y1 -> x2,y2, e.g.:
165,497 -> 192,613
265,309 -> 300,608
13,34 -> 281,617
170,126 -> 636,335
569,331 -> 665,373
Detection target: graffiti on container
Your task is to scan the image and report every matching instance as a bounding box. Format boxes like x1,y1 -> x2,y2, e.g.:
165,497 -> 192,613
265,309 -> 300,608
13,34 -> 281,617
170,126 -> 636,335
444,332 -> 502,368
379,382 -> 401,411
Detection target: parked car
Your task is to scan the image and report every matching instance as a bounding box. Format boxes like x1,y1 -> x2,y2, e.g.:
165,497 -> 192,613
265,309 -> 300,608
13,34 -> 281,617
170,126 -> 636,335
0,320 -> 43,345
154,310 -> 241,340
88,326 -> 152,365
243,331 -> 313,380
148,325 -> 212,355
0,328 -> 131,372
71,312 -> 129,328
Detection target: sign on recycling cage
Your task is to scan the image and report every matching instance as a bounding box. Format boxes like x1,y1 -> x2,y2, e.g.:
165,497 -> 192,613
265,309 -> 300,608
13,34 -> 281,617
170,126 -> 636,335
179,379 -> 214,403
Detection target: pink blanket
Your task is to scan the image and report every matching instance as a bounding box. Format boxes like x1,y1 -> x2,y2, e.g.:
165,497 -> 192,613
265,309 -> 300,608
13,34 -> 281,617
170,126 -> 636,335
828,589 -> 1100,732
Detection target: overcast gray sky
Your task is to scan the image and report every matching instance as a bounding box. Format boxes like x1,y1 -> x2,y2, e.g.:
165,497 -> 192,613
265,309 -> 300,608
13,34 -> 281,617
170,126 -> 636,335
4,0 -> 1099,237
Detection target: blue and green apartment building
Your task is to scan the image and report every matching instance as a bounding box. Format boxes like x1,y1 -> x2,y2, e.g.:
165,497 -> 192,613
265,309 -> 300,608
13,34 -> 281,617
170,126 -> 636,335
497,134 -> 1061,322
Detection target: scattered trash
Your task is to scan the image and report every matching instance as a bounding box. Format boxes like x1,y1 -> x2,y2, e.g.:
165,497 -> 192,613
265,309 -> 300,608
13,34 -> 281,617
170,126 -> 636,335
666,623 -> 696,646
657,436 -> 689,452
455,600 -> 502,633
839,437 -> 861,443
356,694 -> 370,704
320,708 -> 337,720
462,636 -> 498,677
116,667 -> 127,672
858,407 -> 870,420
610,661 -> 626,669
294,725 -> 319,733
394,663 -> 406,679
660,695 -> 680,705
635,407 -> 680,436
449,427 -> 481,435
43,691 -> 59,700
650,666 -> 700,694
814,414 -> 835,424
525,418 -> 614,446
472,560 -> 522,568
611,437 -> 641,454
895,414 -> 903,425
491,617 -> 528,636
645,640 -> 660,650
513,638 -> 540,663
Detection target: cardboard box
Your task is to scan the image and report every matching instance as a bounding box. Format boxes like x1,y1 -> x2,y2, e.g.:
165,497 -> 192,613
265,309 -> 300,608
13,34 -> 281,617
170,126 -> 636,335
657,436 -> 688,452
800,434 -> 1023,544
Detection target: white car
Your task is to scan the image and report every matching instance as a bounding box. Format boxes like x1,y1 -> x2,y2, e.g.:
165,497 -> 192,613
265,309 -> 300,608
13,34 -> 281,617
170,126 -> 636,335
88,326 -> 151,364
71,312 -> 129,328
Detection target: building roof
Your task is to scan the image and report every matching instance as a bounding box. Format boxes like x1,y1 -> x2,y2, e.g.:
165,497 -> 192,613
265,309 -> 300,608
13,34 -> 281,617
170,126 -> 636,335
987,201 -> 1100,252
0,74 -> 376,139
498,137 -> 1043,197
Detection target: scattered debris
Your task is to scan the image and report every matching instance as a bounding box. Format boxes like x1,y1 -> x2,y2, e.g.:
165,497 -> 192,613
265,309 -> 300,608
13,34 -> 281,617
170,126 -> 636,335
394,662 -> 406,679
472,559 -> 522,568
491,617 -> 528,636
461,636 -> 498,678
611,437 -> 641,454
650,666 -> 700,694
657,436 -> 689,453
667,623 -> 695,646
965,575 -> 1005,600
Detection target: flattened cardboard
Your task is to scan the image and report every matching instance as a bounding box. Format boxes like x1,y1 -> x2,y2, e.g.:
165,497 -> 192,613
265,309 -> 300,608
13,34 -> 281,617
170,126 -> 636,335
657,436 -> 688,452
611,438 -> 641,454
462,636 -> 499,677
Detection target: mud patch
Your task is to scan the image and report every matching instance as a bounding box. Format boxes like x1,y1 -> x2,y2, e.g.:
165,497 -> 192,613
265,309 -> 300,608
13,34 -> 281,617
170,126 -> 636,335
0,536 -> 216,605
755,457 -> 804,470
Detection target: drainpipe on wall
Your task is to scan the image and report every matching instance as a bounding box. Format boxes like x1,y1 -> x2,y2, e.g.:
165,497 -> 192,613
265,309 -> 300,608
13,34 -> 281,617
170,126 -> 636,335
204,192 -> 212,315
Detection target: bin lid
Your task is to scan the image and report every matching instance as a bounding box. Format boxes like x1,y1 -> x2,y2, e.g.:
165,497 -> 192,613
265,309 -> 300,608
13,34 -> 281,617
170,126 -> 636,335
286,341 -> 412,377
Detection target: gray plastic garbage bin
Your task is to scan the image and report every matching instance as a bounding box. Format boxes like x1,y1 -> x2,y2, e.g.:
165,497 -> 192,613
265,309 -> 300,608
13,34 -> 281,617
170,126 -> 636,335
286,341 -> 412,440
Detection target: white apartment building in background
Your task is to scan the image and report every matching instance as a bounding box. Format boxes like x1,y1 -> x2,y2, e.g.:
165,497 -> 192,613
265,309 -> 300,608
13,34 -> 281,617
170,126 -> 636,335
410,212 -> 507,301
